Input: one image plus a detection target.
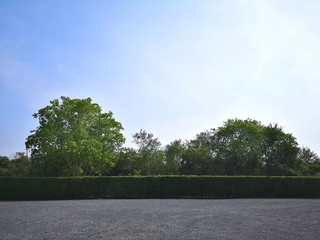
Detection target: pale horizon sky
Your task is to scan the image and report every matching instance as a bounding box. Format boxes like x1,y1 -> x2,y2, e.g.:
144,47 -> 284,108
1,0 -> 320,157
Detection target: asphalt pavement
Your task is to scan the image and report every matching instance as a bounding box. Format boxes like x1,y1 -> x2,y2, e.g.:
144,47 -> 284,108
1,199 -> 319,240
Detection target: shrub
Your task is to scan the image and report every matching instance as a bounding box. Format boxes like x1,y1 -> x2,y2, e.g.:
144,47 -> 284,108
0,177 -> 100,200
0,176 -> 319,200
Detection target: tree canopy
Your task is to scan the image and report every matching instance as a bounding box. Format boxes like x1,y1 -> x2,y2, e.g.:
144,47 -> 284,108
25,96 -> 125,176
2,96 -> 319,177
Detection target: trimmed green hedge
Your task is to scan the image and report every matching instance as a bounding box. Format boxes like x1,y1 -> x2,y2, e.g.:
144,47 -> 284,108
0,177 -> 100,200
0,176 -> 319,200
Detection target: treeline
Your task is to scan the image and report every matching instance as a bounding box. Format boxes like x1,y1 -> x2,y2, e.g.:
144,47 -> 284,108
111,120 -> 320,176
1,97 -> 319,177
2,120 -> 319,177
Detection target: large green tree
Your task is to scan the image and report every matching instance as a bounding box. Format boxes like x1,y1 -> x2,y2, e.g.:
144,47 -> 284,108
212,119 -> 265,175
26,97 -> 125,176
211,119 -> 302,176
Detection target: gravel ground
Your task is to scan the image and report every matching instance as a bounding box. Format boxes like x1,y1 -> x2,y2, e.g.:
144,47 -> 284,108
1,199 -> 319,240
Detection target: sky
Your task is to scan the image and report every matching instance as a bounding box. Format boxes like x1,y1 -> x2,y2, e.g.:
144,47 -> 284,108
1,0 -> 320,157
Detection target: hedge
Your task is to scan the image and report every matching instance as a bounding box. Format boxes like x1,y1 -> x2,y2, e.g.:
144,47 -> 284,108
0,176 -> 319,200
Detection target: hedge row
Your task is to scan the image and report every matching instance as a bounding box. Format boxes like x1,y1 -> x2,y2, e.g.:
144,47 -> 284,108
1,176 -> 319,200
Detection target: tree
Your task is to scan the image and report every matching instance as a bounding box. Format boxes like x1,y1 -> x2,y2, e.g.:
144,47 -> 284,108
0,156 -> 10,176
11,152 -> 30,176
109,147 -> 139,176
212,119 -> 265,175
180,131 -> 215,175
0,153 -> 30,176
208,119 -> 303,176
132,130 -> 165,175
298,146 -> 320,164
263,124 -> 301,176
298,146 -> 320,176
164,140 -> 184,175
25,96 -> 125,176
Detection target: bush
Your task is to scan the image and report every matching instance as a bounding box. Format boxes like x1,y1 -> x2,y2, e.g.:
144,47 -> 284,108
269,176 -> 320,198
0,176 -> 319,200
0,177 -> 100,200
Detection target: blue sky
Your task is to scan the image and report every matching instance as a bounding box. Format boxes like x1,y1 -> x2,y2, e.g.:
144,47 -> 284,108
1,0 -> 320,157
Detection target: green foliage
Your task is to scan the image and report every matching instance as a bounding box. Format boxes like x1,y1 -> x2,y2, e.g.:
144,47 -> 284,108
25,96 -> 125,176
108,119 -> 320,177
298,147 -> 320,176
263,124 -> 301,176
180,131 -> 215,175
269,177 -> 320,197
0,156 -> 11,176
213,119 -> 265,175
163,140 -> 184,175
109,147 -> 139,176
1,176 -> 319,200
0,153 -> 30,176
298,146 -> 320,164
110,176 -> 269,198
17,106 -> 320,177
177,119 -> 310,176
0,177 -> 100,200
132,130 -> 166,175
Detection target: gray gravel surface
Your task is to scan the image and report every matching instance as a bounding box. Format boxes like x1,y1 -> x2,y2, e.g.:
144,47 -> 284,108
1,199 -> 319,240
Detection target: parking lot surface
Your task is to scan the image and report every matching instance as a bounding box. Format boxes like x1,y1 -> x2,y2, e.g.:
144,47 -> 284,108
1,199 -> 319,239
